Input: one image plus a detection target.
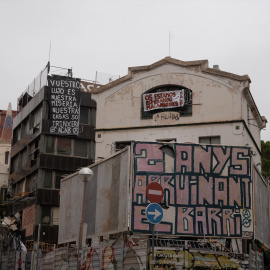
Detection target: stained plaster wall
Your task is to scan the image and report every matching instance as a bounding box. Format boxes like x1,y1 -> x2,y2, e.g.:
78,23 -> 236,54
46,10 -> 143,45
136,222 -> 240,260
0,141 -> 11,188
92,62 -> 261,163
94,64 -> 248,129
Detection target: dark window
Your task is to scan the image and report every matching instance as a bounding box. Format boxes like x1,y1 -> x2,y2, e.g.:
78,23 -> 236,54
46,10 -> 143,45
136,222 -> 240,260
29,114 -> 35,130
199,136 -> 220,145
5,151 -> 9,165
74,140 -> 87,157
46,136 -> 55,153
80,107 -> 89,124
55,171 -> 66,189
57,138 -> 71,156
31,173 -> 37,191
1,187 -> 7,202
44,171 -> 52,188
16,180 -> 24,194
10,155 -> 18,173
41,206 -> 51,224
25,176 -> 32,192
156,139 -> 176,143
90,108 -> 96,126
115,141 -> 132,151
30,139 -> 39,167
13,127 -> 20,144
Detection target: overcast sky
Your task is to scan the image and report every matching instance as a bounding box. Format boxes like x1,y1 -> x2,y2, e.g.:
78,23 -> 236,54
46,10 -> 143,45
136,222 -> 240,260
1,0 -> 269,141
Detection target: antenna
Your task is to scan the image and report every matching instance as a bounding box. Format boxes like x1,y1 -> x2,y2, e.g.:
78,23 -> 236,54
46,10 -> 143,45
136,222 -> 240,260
49,41 -> 51,62
169,31 -> 171,56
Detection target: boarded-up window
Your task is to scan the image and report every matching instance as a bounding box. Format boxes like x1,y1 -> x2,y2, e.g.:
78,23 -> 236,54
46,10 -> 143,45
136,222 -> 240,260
22,205 -> 35,237
74,140 -> 87,157
57,138 -> 71,156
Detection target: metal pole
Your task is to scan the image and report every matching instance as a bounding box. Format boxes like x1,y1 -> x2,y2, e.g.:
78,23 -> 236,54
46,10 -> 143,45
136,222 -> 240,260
249,243 -> 251,270
151,224 -> 155,270
77,181 -> 87,270
255,243 -> 258,270
53,244 -> 56,270
35,224 -> 41,270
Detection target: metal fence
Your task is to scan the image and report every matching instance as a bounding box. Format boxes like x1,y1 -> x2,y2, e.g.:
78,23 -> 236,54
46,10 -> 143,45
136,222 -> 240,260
17,63 -> 49,110
0,236 -> 266,270
28,237 -> 147,270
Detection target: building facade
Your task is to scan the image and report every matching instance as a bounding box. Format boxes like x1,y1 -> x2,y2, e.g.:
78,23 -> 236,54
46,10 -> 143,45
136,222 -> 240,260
0,103 -> 17,203
59,142 -> 264,269
66,57 -> 268,268
7,74 -> 96,243
92,57 -> 266,167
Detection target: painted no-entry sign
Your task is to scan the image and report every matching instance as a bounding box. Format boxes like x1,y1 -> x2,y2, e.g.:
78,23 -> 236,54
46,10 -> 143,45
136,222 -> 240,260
146,182 -> 164,203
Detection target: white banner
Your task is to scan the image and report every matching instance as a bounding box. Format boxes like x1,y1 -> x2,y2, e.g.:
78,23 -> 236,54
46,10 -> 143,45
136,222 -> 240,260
143,90 -> 185,112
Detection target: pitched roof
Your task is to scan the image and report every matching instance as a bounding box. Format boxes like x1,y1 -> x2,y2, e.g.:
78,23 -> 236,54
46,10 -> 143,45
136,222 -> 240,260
1,103 -> 13,141
92,56 -> 251,94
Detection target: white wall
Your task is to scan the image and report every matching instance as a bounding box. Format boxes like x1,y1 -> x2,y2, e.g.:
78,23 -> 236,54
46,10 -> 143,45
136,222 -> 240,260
92,62 -> 262,162
0,140 -> 11,189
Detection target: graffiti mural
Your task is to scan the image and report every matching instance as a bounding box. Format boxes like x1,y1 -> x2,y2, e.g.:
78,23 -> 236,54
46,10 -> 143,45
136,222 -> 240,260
132,142 -> 253,237
151,250 -> 240,269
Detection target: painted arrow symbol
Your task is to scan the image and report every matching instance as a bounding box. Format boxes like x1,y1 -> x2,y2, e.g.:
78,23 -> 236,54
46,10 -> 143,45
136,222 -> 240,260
148,209 -> 162,220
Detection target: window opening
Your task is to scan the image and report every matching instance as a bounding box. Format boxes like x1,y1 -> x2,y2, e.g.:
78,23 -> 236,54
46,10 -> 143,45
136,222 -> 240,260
57,138 -> 71,156
199,136 -> 220,145
74,140 -> 87,157
115,141 -> 133,151
44,171 -> 53,188
5,151 -> 9,165
46,136 -> 55,153
156,139 -> 176,143
141,85 -> 192,119
55,171 -> 66,189
80,107 -> 89,124
41,206 -> 51,224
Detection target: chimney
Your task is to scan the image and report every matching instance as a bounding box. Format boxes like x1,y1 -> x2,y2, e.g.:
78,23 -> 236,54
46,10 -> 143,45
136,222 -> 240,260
213,65 -> 220,70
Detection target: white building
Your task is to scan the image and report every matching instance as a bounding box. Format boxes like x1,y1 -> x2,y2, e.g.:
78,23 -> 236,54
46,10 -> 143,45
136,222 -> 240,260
0,103 -> 15,202
92,57 -> 266,168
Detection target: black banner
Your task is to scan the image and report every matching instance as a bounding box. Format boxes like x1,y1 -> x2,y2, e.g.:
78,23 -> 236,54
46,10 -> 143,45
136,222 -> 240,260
48,76 -> 81,136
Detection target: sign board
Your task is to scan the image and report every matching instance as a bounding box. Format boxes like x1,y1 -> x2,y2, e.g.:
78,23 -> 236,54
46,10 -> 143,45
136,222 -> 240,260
146,182 -> 164,203
143,90 -> 184,112
146,203 -> 163,224
48,75 -> 81,136
58,148 -> 130,244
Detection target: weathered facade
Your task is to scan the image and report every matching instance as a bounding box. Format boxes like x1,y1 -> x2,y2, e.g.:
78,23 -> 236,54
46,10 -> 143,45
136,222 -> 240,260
59,147 -> 130,244
6,73 -> 96,243
59,141 -> 266,269
0,103 -> 17,203
92,57 -> 266,167
79,57 -> 268,268
132,142 -> 253,239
